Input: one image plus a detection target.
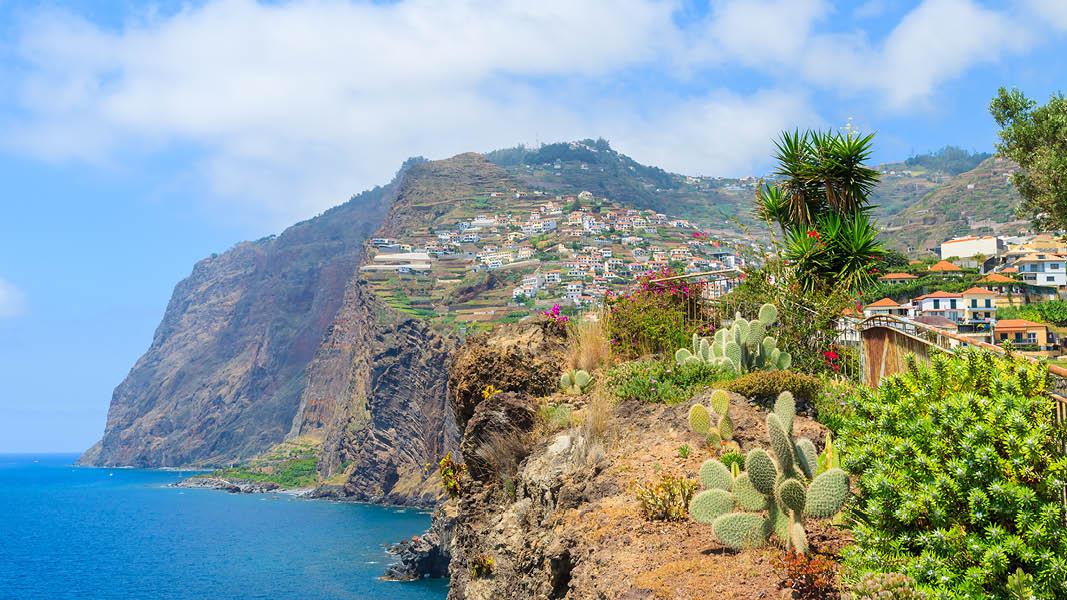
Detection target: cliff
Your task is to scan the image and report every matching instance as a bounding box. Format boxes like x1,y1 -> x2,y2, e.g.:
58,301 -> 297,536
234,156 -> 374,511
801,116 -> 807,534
394,321 -> 848,599
80,178 -> 399,467
80,153 -> 515,506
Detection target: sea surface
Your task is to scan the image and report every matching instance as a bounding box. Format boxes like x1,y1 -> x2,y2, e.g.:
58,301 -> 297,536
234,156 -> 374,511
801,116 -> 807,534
0,454 -> 448,600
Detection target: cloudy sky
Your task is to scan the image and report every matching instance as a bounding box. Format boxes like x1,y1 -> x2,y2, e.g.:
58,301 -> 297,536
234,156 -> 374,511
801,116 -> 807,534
1,0 -> 1065,452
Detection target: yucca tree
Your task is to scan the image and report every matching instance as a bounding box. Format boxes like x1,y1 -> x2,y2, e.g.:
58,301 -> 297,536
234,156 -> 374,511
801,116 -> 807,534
758,129 -> 885,292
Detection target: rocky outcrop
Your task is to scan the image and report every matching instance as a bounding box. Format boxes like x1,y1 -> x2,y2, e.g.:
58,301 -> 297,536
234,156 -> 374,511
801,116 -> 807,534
385,504 -> 457,581
174,476 -> 283,494
80,177 -> 400,468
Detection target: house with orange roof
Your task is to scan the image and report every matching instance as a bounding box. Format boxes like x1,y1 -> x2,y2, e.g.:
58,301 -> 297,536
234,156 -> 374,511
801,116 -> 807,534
1013,253 -> 1067,288
928,260 -> 963,274
940,235 -> 1004,261
863,297 -> 911,318
878,272 -> 917,285
960,287 -> 997,325
913,290 -> 964,321
995,319 -> 1056,355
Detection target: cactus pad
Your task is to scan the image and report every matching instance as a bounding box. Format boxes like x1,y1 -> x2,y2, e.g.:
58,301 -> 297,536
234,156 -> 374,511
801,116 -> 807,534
699,459 -> 733,491
805,468 -> 850,518
745,448 -> 778,495
795,438 -> 818,479
766,413 -> 795,477
709,389 -> 729,416
688,404 -> 711,435
711,513 -> 770,550
776,478 -> 807,514
730,473 -> 768,511
689,489 -> 735,524
758,303 -> 778,324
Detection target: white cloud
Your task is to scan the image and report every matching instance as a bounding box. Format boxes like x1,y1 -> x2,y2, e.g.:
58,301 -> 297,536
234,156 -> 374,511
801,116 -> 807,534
1025,0 -> 1067,30
0,279 -> 27,318
1,0 -> 1055,225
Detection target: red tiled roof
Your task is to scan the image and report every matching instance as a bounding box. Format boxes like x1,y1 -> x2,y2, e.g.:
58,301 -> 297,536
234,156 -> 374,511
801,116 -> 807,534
979,273 -> 1015,283
961,287 -> 996,295
866,297 -> 902,308
915,290 -> 962,300
929,260 -> 962,272
995,319 -> 1046,330
879,272 -> 918,280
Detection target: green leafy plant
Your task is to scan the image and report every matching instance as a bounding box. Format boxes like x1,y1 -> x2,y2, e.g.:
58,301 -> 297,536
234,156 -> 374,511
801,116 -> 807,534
636,474 -> 698,521
724,370 -> 821,412
604,267 -> 708,357
847,572 -> 925,599
689,391 -> 849,554
815,432 -> 840,475
538,402 -> 574,431
677,444 -> 690,459
438,452 -> 467,499
677,304 -> 790,373
1006,568 -> 1035,600
719,450 -> 745,472
756,129 -> 885,292
687,389 -> 734,447
605,358 -> 729,405
840,349 -> 1067,598
560,369 -> 592,395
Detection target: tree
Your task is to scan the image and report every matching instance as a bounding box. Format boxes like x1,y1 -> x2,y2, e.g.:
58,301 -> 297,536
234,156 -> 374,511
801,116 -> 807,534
989,87 -> 1067,230
757,129 -> 885,291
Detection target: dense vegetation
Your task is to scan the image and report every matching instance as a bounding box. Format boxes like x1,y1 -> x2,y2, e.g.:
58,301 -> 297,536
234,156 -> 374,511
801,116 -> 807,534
904,146 -> 992,175
991,87 -> 1067,231
838,350 -> 1067,598
997,300 -> 1067,326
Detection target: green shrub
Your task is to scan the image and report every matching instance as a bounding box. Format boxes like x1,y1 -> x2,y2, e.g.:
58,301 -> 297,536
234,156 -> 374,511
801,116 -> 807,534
213,457 -> 319,488
606,359 -> 729,405
813,376 -> 858,433
998,300 -> 1067,326
840,349 -> 1067,598
469,554 -> 495,579
636,474 -> 698,521
438,452 -> 466,499
724,370 -> 821,412
538,402 -> 574,431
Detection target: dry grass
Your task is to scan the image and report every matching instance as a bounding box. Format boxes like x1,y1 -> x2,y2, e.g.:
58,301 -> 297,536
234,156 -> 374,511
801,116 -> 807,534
566,317 -> 613,372
473,429 -> 529,482
574,387 -> 614,465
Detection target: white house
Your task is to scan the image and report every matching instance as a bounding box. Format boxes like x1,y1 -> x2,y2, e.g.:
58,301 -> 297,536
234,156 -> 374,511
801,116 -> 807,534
913,291 -> 964,322
1014,253 -> 1067,287
940,236 -> 1005,260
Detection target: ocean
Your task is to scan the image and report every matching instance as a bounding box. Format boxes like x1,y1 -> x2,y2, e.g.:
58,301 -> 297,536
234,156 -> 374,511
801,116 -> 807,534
0,454 -> 448,600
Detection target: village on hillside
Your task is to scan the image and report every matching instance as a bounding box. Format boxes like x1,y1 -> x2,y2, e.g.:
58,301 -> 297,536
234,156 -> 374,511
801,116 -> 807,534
857,233 -> 1067,362
358,189 -> 754,330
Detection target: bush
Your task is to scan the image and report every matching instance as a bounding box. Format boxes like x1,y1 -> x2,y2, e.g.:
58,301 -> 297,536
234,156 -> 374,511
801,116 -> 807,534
469,554 -> 495,579
998,300 -> 1067,326
776,552 -> 839,600
723,370 -> 822,412
813,376 -> 858,433
438,452 -> 466,499
606,359 -> 730,405
604,268 -> 709,358
840,349 -> 1067,598
635,474 -> 698,521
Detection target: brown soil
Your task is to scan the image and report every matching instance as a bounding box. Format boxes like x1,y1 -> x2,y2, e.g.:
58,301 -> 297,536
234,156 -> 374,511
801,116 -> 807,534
557,394 -> 850,599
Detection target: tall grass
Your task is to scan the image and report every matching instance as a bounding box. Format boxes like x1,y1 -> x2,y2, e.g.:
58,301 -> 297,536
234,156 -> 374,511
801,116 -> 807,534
566,316 -> 613,372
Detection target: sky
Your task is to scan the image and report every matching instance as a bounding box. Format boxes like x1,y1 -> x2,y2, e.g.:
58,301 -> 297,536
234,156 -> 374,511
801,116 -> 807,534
0,0 -> 1065,453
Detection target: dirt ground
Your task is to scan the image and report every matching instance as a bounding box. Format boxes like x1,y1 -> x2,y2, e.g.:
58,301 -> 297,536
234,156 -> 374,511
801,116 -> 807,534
557,393 -> 853,599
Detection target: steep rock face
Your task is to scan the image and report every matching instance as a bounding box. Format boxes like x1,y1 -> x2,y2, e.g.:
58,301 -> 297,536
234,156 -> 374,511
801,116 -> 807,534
81,176 -> 400,467
299,278 -> 459,506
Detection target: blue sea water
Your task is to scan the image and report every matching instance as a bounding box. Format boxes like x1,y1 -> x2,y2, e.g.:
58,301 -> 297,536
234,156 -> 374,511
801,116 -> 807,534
0,454 -> 448,600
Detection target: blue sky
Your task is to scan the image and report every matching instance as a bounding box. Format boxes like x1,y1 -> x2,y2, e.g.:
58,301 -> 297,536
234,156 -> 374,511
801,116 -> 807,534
1,0 -> 1065,453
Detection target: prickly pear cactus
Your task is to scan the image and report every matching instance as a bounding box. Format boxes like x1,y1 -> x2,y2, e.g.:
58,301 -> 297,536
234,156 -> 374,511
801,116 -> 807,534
676,303 -> 791,373
687,389 -> 733,448
689,390 -> 850,554
559,369 -> 592,395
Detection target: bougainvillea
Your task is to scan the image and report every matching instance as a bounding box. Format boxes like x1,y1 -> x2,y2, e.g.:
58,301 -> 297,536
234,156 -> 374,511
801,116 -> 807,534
603,267 -> 711,357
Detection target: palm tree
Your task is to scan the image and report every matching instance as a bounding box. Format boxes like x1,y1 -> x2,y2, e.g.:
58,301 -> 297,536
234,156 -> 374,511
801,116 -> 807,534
758,128 -> 885,292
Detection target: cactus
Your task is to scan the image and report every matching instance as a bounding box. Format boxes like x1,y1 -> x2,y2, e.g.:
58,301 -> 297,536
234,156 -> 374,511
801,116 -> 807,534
675,303 -> 791,373
560,369 -> 592,395
687,389 -> 734,448
690,390 -> 850,554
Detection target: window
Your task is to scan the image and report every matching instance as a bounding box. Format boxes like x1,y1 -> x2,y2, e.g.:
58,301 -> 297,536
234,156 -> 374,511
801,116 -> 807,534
985,299 -> 992,308
1052,264 -> 1061,270
950,299 -> 957,309
1027,333 -> 1037,344
933,299 -> 940,309
1047,276 -> 1056,282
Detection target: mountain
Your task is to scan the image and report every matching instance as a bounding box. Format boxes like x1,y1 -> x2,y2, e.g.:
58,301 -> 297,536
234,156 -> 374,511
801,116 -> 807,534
487,139 -> 762,231
875,157 -> 1027,253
